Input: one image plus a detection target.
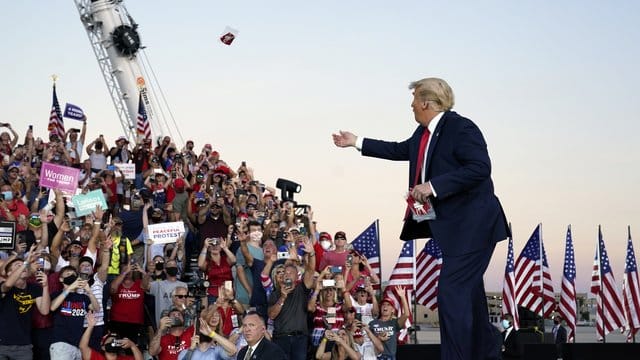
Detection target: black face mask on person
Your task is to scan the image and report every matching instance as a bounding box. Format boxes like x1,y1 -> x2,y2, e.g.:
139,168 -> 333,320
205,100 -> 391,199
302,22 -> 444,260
165,267 -> 179,277
155,262 -> 165,271
63,274 -> 78,286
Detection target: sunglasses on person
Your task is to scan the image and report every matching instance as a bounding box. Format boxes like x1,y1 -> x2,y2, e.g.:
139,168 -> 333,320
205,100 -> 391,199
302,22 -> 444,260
174,294 -> 188,299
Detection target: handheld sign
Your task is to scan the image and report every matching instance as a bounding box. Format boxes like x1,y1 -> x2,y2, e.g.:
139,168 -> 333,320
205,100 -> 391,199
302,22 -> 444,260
63,103 -> 85,120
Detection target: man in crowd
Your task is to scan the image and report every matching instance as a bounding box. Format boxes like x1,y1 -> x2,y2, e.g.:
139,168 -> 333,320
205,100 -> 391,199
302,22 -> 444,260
237,313 -> 286,359
149,258 -> 187,326
267,238 -> 315,360
0,250 -> 51,359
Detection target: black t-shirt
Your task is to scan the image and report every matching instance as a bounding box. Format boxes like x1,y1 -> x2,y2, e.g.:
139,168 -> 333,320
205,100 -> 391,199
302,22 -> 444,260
51,291 -> 92,345
0,282 -> 44,345
268,280 -> 312,336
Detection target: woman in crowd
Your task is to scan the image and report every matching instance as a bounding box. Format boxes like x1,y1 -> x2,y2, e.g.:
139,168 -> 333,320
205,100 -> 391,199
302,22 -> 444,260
316,328 -> 362,360
198,237 -> 236,305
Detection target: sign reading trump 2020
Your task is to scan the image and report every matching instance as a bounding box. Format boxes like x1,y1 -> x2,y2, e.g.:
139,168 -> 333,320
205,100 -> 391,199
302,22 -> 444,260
72,190 -> 108,216
39,162 -> 80,194
148,221 -> 185,245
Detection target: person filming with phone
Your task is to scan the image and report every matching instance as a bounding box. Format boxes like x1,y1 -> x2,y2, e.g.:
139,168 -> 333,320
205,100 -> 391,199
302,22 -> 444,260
267,237 -> 316,360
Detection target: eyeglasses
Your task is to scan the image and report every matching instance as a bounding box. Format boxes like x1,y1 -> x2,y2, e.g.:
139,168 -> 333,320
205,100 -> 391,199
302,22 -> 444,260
335,237 -> 346,241
174,294 -> 188,299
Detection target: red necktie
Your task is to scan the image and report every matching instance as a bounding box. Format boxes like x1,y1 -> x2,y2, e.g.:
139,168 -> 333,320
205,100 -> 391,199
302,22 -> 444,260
413,127 -> 431,186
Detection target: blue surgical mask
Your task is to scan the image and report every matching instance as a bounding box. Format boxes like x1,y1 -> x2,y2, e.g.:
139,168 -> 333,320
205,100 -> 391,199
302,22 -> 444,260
501,319 -> 511,329
2,191 -> 13,201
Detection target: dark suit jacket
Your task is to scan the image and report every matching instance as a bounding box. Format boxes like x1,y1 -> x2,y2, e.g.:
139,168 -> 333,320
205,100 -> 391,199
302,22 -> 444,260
502,329 -> 521,360
554,324 -> 567,344
361,111 -> 510,256
237,338 -> 288,360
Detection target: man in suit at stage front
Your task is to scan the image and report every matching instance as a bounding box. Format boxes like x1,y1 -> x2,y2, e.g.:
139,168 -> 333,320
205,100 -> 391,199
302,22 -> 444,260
333,77 -> 510,359
237,313 -> 287,360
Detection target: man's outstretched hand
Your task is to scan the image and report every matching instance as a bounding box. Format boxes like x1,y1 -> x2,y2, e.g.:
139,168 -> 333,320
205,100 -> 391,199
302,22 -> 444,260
332,131 -> 357,148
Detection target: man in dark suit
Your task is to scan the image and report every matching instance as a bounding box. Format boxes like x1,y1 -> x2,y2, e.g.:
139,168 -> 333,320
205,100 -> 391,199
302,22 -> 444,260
552,315 -> 567,357
237,313 -> 287,360
333,77 -> 510,359
501,314 -> 521,360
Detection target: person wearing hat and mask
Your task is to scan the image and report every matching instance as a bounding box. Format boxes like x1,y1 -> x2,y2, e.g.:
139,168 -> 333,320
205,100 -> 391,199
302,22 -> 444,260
80,311 -> 144,360
319,231 -> 349,270
368,285 -> 409,360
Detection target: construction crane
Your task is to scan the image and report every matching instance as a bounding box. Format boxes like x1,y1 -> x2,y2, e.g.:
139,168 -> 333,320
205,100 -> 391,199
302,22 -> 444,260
73,0 -> 183,145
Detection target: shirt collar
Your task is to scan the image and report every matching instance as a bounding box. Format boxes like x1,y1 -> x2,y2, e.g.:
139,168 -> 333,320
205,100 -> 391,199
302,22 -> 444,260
427,112 -> 445,133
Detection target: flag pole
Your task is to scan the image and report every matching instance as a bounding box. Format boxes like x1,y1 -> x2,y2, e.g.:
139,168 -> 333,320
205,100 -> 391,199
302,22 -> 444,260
376,219 -> 382,295
569,224 -> 576,344
628,225 -> 636,344
598,225 -> 606,343
412,238 -> 419,344
539,222 -> 546,334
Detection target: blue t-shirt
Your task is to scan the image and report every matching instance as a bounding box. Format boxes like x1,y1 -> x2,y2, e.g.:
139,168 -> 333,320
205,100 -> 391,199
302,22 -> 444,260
233,246 -> 264,304
0,282 -> 43,345
51,291 -> 92,345
177,346 -> 232,360
249,258 -> 267,307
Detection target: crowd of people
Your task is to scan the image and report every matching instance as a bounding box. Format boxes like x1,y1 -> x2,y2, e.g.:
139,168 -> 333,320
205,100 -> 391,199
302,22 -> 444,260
0,121 -> 409,360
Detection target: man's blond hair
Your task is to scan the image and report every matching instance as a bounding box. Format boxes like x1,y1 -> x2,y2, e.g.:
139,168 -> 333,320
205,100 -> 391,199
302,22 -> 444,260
409,77 -> 455,112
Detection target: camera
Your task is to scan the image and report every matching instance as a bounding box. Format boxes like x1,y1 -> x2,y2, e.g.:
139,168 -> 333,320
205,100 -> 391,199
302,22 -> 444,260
79,272 -> 90,281
322,279 -> 336,288
185,271 -> 209,298
330,266 -> 342,274
284,278 -> 293,289
346,255 -> 353,267
277,251 -> 289,260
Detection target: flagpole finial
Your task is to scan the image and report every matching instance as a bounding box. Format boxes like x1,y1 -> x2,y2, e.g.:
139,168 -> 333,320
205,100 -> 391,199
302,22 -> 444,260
51,74 -> 58,83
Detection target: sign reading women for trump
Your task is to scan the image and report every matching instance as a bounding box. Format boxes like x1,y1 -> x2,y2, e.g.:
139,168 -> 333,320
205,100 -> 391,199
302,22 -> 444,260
72,190 -> 107,216
39,162 -> 80,194
148,221 -> 185,244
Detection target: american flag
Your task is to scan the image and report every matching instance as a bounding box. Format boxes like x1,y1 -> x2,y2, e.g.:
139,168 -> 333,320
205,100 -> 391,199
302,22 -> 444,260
136,92 -> 151,140
47,83 -> 64,138
515,224 -> 555,318
622,226 -> 640,342
350,221 -> 381,289
415,238 -> 441,311
501,234 -> 520,330
558,225 -> 577,342
590,226 -> 625,339
383,241 -> 414,342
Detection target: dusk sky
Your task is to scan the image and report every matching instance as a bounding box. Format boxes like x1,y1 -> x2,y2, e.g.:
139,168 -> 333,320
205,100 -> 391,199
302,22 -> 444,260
2,1 -> 639,293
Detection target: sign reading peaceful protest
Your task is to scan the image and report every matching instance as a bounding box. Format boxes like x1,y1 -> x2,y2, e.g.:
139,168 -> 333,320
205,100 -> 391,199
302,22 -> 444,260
39,162 -> 80,194
148,221 -> 185,245
63,103 -> 85,120
71,189 -> 108,216
114,163 -> 135,180
0,221 -> 16,250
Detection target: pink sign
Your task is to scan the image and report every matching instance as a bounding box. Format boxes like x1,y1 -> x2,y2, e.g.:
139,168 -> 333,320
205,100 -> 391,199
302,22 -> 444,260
39,162 -> 80,194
